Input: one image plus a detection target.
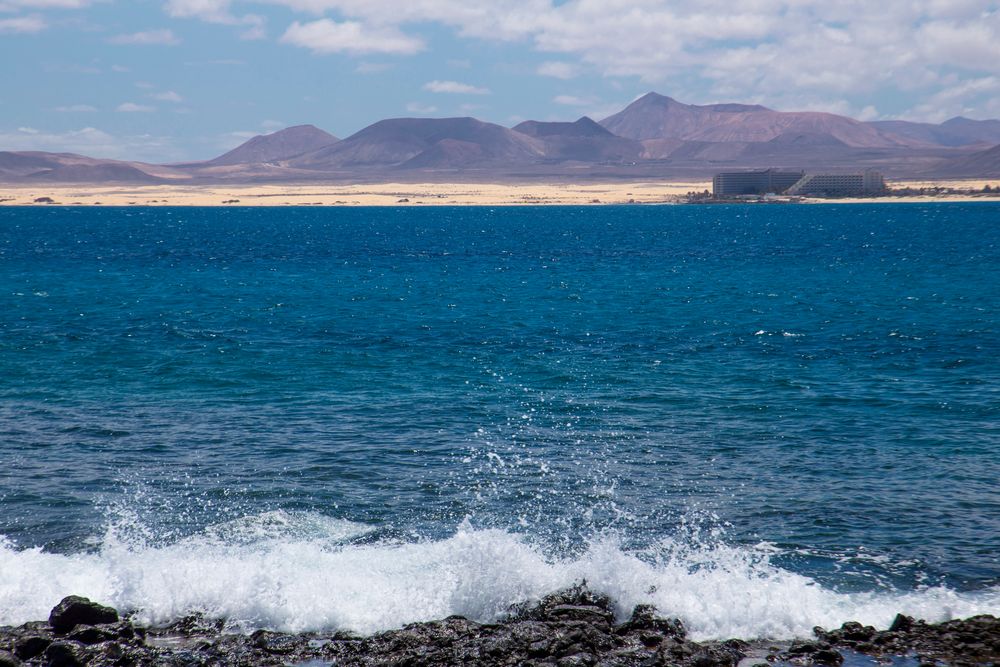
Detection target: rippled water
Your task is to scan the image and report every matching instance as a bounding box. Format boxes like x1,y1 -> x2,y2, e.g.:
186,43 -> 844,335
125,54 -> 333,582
1,204 -> 998,638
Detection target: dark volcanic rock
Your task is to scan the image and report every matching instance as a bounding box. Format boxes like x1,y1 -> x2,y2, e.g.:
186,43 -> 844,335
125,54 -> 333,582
65,623 -> 123,645
618,604 -> 686,640
818,614 -> 1000,665
812,647 -> 844,664
12,634 -> 51,660
4,589 -> 997,666
42,641 -> 89,667
888,613 -> 914,633
48,596 -> 119,634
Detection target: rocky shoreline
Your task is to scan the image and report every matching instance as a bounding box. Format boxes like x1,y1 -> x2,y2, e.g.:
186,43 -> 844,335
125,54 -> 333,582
1,587 -> 997,666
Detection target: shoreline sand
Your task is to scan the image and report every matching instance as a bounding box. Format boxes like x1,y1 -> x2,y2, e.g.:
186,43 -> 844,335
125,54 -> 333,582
2,179 -> 999,207
0,182 -> 705,207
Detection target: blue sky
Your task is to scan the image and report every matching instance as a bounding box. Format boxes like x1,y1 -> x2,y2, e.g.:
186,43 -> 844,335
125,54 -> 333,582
2,0 -> 999,162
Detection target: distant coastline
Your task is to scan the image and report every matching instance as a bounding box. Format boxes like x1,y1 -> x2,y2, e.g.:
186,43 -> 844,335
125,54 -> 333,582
4,94 -> 1000,189
2,179 -> 999,207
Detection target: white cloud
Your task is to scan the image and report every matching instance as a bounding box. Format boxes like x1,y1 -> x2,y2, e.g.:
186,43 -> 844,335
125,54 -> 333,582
0,14 -> 45,32
537,61 -> 578,79
109,29 -> 180,45
165,0 -> 232,21
0,126 -> 183,162
117,102 -> 156,112
280,18 -> 424,54
918,20 -> 1000,71
252,0 -> 1000,121
54,104 -> 98,112
18,0 -> 995,124
164,0 -> 265,38
906,76 -> 1000,121
406,102 -> 438,114
856,105 -> 880,122
423,80 -> 490,95
151,91 -> 184,103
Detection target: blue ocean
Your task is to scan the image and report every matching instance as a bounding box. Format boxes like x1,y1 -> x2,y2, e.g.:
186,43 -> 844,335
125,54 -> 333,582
1,203 -> 998,640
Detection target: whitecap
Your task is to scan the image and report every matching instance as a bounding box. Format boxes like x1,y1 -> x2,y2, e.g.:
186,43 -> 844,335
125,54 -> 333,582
1,521 -> 997,640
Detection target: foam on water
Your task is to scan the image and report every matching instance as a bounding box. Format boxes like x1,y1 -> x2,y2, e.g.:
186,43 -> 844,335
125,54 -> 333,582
1,512 -> 997,640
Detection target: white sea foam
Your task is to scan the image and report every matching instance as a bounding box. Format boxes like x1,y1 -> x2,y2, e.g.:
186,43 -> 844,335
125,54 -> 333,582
1,514 -> 998,640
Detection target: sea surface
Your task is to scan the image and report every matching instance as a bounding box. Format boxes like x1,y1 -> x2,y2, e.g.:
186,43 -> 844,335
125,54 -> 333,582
1,203 -> 999,640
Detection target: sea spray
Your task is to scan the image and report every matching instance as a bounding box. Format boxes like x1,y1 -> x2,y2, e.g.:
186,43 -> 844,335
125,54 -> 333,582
1,514 -> 998,639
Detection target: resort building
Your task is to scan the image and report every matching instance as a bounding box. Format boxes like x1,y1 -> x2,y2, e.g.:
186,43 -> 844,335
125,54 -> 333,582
712,169 -> 805,196
785,170 -> 886,196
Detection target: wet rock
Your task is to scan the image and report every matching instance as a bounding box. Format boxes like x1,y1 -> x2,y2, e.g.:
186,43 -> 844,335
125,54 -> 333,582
43,640 -> 89,667
820,612 -> 1000,666
548,605 -> 614,626
529,639 -> 552,657
838,621 -> 875,642
48,596 -> 118,634
7,590 -> 1000,667
787,642 -> 821,655
66,624 -> 120,645
888,614 -> 914,633
159,613 -> 226,636
689,646 -> 739,667
617,604 -> 686,640
557,652 -> 596,666
12,635 -> 51,660
811,648 -> 844,665
251,629 -> 304,654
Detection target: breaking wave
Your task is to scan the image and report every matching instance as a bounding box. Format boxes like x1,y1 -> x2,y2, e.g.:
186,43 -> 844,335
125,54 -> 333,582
1,511 -> 998,640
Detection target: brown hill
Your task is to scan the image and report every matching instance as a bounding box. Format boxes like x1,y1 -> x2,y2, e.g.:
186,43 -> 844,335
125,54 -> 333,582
25,162 -> 163,183
512,117 -> 642,162
931,144 -> 1000,178
940,118 -> 1000,145
513,116 -> 614,138
871,118 -> 1000,148
0,151 -> 170,183
0,151 -> 65,177
289,117 -> 543,170
601,93 -> 908,148
738,132 -> 852,159
5,93 -> 999,183
205,125 -> 339,166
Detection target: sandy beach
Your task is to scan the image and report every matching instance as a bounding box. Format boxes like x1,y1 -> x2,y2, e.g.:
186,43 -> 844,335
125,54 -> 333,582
1,179 -> 998,206
0,181 -> 708,207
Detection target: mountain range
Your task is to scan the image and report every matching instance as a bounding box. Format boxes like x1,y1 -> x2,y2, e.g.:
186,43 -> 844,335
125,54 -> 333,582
3,92 -> 999,184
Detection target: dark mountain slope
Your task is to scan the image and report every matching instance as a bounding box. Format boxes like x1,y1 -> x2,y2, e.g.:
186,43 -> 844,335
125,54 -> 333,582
206,125 -> 339,166
513,117 -> 643,162
290,117 -> 543,170
602,93 -> 908,148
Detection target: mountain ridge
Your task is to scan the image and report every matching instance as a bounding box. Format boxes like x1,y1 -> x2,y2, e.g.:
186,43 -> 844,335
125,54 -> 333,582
205,125 -> 339,167
3,93 -> 999,182
599,92 -> 908,147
